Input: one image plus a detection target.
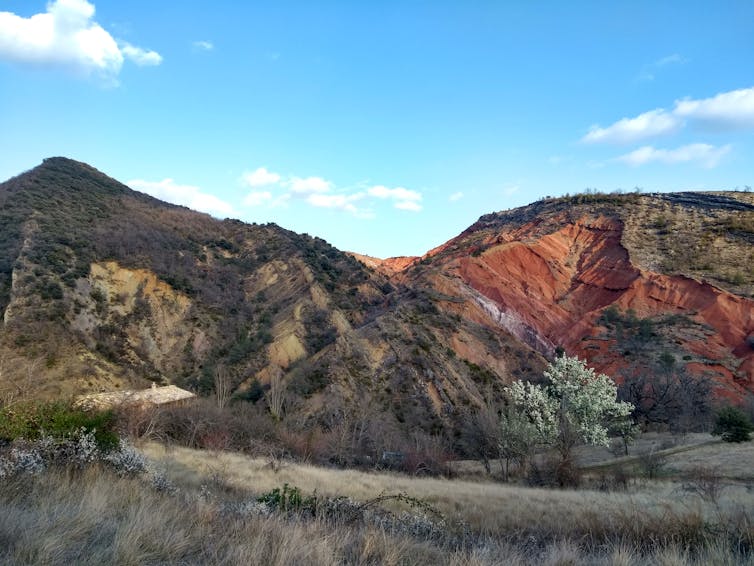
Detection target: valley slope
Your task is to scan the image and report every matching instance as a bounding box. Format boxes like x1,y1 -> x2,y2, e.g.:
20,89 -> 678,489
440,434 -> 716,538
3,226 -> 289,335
0,158 -> 542,436
1,159 -> 753,438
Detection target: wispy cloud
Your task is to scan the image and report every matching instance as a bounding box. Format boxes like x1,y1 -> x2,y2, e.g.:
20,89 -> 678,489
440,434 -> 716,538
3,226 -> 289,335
193,40 -> 214,51
616,143 -> 731,168
128,178 -> 233,217
548,155 -> 569,165
0,0 -> 161,82
637,53 -> 687,82
449,191 -> 464,202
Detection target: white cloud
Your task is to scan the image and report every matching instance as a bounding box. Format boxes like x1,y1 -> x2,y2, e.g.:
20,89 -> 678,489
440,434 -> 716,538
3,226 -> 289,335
120,42 -> 161,66
128,178 -> 233,217
242,167 -> 281,188
306,193 -> 371,216
503,185 -> 520,196
583,109 -> 681,144
288,176 -> 332,194
449,191 -> 464,202
0,0 -> 161,81
367,185 -> 423,211
394,200 -> 422,212
583,86 -> 754,147
616,143 -> 731,168
367,185 -> 422,202
238,167 -> 420,217
243,191 -> 273,207
674,87 -> 754,129
193,40 -> 214,51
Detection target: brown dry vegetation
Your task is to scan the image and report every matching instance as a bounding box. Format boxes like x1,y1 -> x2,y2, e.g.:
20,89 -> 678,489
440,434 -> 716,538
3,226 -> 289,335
143,441 -> 754,562
3,439 -> 754,565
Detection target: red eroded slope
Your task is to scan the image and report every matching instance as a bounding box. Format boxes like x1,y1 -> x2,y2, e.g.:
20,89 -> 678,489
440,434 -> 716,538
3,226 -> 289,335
432,214 -> 754,399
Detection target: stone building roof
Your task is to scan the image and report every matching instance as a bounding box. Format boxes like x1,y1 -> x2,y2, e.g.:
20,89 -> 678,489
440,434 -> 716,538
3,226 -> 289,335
74,384 -> 195,411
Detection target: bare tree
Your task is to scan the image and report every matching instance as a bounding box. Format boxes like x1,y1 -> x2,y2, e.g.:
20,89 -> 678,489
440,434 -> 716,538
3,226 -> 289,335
618,362 -> 712,432
267,366 -> 286,420
458,403 -> 500,475
0,353 -> 38,408
214,364 -> 231,409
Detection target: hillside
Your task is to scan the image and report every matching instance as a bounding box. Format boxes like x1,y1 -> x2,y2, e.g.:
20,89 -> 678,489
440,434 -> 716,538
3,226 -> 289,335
393,191 -> 754,402
0,158 -> 543,438
1,158 -> 753,438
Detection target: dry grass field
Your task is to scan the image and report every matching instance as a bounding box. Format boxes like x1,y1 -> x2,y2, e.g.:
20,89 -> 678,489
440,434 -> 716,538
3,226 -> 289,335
2,436 -> 754,565
138,440 -> 754,564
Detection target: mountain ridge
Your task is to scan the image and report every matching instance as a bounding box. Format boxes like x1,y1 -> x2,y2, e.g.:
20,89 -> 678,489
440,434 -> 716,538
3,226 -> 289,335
0,157 -> 545,439
1,158 -> 752,437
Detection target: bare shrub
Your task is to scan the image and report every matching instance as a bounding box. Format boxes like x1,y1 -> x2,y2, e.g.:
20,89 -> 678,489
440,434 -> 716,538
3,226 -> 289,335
682,465 -> 724,504
595,465 -> 630,492
637,447 -> 667,479
149,398 -> 283,455
526,454 -> 582,488
116,404 -> 161,440
401,431 -> 452,477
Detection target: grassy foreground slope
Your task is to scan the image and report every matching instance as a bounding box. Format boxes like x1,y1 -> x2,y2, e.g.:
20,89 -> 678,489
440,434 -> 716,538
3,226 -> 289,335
2,438 -> 754,565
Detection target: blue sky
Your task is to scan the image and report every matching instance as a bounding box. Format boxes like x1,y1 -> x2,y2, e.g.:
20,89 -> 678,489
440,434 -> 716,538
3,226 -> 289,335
1,1 -> 753,258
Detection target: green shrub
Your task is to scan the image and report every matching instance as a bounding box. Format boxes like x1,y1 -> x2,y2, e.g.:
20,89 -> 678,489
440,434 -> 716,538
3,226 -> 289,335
712,406 -> 753,443
258,483 -> 315,513
0,402 -> 119,451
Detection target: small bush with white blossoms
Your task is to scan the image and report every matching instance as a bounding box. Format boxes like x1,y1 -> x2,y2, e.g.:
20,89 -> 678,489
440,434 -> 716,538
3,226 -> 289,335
0,446 -> 45,478
103,439 -> 148,476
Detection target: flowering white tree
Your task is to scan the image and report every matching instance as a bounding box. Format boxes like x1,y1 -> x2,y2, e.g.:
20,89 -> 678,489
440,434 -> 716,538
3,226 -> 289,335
505,355 -> 634,475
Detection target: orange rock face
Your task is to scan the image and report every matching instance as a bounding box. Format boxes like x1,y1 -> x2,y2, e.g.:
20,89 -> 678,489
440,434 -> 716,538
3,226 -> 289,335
349,253 -> 419,276
405,213 -> 754,401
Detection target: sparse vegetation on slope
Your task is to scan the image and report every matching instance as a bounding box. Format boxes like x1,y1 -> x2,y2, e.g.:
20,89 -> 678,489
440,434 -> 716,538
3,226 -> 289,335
0,158 -> 547,443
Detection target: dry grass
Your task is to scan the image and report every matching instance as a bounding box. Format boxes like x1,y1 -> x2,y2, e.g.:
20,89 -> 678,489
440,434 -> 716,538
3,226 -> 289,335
664,441 -> 754,481
451,433 -> 717,477
3,438 -> 754,564
2,463 -> 752,565
141,442 -> 754,550
0,467 -> 457,565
